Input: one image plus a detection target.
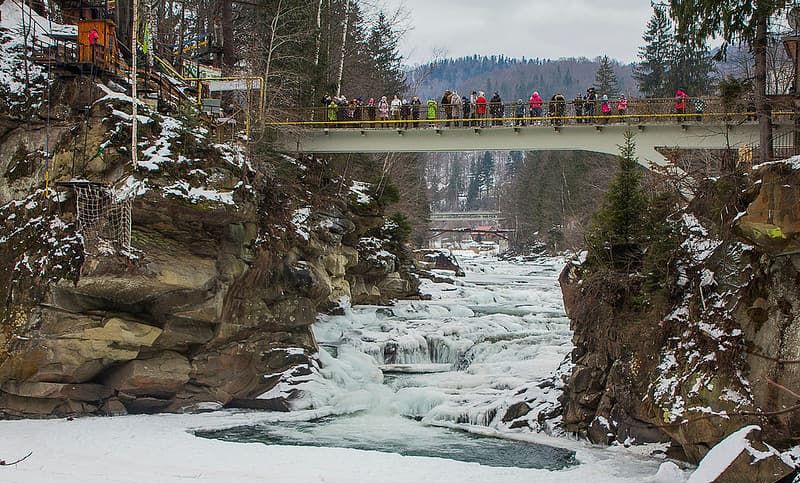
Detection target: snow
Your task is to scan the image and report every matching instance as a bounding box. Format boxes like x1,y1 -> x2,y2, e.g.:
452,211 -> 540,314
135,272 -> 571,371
687,425 -> 782,483
350,180 -> 373,204
753,155 -> 800,171
0,0 -> 49,102
291,207 -> 311,240
163,180 -> 234,205
0,410 -> 689,483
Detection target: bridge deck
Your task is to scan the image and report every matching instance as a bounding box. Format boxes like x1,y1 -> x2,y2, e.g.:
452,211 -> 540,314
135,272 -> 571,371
271,98 -> 798,165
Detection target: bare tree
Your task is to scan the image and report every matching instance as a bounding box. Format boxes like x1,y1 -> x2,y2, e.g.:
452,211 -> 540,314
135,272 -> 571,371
335,0 -> 350,96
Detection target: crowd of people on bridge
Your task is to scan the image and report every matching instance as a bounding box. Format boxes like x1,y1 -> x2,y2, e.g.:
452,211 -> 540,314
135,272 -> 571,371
319,88 -> 703,128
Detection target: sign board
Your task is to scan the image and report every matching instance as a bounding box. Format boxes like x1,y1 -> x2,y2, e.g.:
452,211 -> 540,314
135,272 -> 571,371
208,78 -> 262,92
182,60 -> 222,80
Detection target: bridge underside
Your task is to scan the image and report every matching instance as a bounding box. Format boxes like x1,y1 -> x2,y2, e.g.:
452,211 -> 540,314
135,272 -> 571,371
280,121 -> 783,166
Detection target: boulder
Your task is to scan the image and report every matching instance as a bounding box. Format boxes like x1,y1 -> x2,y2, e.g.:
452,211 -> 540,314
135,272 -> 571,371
737,161 -> 800,255
104,351 -> 191,397
688,426 -> 793,483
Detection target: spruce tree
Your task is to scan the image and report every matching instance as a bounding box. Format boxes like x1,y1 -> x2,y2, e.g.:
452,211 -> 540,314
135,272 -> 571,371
668,40 -> 715,96
587,131 -> 647,265
634,3 -> 675,97
594,55 -> 621,97
367,12 -> 407,96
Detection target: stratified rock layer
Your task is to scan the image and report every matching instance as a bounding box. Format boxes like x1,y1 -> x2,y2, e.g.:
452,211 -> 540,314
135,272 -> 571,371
0,79 -> 419,417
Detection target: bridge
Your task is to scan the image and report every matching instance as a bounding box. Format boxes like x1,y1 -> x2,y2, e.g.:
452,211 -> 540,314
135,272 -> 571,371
269,98 -> 798,166
429,211 -> 504,223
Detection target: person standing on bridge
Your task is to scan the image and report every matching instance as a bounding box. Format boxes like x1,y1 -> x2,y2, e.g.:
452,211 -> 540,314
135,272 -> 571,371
470,91 -> 478,126
367,98 -> 376,126
601,94 -> 612,124
476,92 -> 487,127
451,92 -> 463,127
427,98 -> 438,127
490,92 -> 502,126
554,93 -> 566,126
390,95 -> 402,123
441,90 -> 452,127
529,91 -> 543,124
327,99 -> 338,127
674,88 -> 689,122
515,99 -> 526,126
411,96 -> 421,127
616,94 -> 628,121
573,93 -> 584,123
585,88 -> 597,122
378,96 -> 390,126
462,95 -> 471,126
400,99 -> 411,129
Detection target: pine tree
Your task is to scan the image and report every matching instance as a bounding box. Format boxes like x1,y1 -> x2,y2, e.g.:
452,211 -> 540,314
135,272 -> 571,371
634,3 -> 675,97
587,131 -> 647,266
479,152 -> 495,196
466,159 -> 481,210
367,12 -> 407,96
668,40 -> 715,96
594,55 -> 620,97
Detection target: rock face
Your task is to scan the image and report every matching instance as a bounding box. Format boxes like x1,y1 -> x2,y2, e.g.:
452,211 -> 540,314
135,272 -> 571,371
557,159 -> 800,470
0,78 -> 419,417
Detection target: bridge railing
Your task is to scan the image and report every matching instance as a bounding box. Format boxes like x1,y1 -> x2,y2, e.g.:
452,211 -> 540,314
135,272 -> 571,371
266,97 -> 796,129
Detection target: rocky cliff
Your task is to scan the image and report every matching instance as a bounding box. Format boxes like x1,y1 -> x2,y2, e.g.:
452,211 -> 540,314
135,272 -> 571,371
0,68 -> 418,417
555,158 -> 800,475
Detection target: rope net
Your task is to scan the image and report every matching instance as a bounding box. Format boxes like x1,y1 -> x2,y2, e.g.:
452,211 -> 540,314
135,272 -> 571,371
74,184 -> 132,255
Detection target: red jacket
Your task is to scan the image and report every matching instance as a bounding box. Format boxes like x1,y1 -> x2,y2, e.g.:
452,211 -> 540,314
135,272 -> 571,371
476,95 -> 487,115
675,89 -> 688,110
88,29 -> 100,46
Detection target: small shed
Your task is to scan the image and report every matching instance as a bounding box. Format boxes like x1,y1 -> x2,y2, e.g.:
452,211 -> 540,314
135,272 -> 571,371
77,18 -> 118,72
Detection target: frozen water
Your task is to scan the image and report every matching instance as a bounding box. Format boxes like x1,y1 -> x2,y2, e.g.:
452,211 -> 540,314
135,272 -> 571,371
306,253 -> 573,429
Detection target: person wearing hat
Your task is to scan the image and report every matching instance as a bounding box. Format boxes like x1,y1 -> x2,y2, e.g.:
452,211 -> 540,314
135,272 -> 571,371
601,94 -> 612,123
616,94 -> 628,122
529,91 -> 543,124
585,88 -> 597,122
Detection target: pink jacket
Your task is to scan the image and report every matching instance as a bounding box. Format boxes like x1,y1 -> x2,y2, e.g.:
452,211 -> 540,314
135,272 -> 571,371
529,92 -> 543,109
617,98 -> 628,111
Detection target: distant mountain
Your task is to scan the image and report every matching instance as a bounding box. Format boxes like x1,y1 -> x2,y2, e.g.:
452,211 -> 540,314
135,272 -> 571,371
407,55 -> 638,102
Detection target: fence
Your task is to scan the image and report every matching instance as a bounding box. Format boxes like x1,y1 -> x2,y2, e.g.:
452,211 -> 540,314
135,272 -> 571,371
266,97 -> 797,129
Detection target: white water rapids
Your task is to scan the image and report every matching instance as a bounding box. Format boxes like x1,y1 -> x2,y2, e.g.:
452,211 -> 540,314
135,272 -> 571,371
220,252 -> 692,480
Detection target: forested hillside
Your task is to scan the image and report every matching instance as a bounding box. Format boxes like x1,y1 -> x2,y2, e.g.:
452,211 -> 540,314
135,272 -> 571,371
425,150 -> 619,252
409,55 -> 638,101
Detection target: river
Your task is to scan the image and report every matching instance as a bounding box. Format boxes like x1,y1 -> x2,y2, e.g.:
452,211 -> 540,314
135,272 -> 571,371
196,253 -> 689,481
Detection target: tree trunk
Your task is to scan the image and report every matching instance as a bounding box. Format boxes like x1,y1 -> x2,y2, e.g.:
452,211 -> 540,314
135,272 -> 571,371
221,0 -> 235,70
755,14 -> 772,164
262,0 -> 282,118
335,0 -> 350,96
177,0 -> 185,69
314,0 -> 323,68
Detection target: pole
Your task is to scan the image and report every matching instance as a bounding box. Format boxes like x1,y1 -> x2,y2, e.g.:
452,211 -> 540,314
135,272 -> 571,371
131,0 -> 138,169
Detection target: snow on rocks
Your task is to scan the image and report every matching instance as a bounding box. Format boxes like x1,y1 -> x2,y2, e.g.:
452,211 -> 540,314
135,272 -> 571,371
291,207 -> 311,241
687,426 -> 793,483
349,180 -> 373,205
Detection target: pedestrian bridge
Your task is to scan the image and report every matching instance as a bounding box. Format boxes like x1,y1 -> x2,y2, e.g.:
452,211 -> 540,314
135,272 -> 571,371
268,98 -> 796,166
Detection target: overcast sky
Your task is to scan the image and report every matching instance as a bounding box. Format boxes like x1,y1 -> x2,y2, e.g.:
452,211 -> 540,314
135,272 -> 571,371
379,0 -> 654,66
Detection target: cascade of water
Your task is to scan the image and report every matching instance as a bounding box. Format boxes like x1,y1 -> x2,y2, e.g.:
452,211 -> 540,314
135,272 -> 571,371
266,255 -> 573,432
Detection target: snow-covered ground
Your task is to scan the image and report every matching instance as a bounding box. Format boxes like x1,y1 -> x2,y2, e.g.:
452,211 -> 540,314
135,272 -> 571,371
0,253 -> 692,482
